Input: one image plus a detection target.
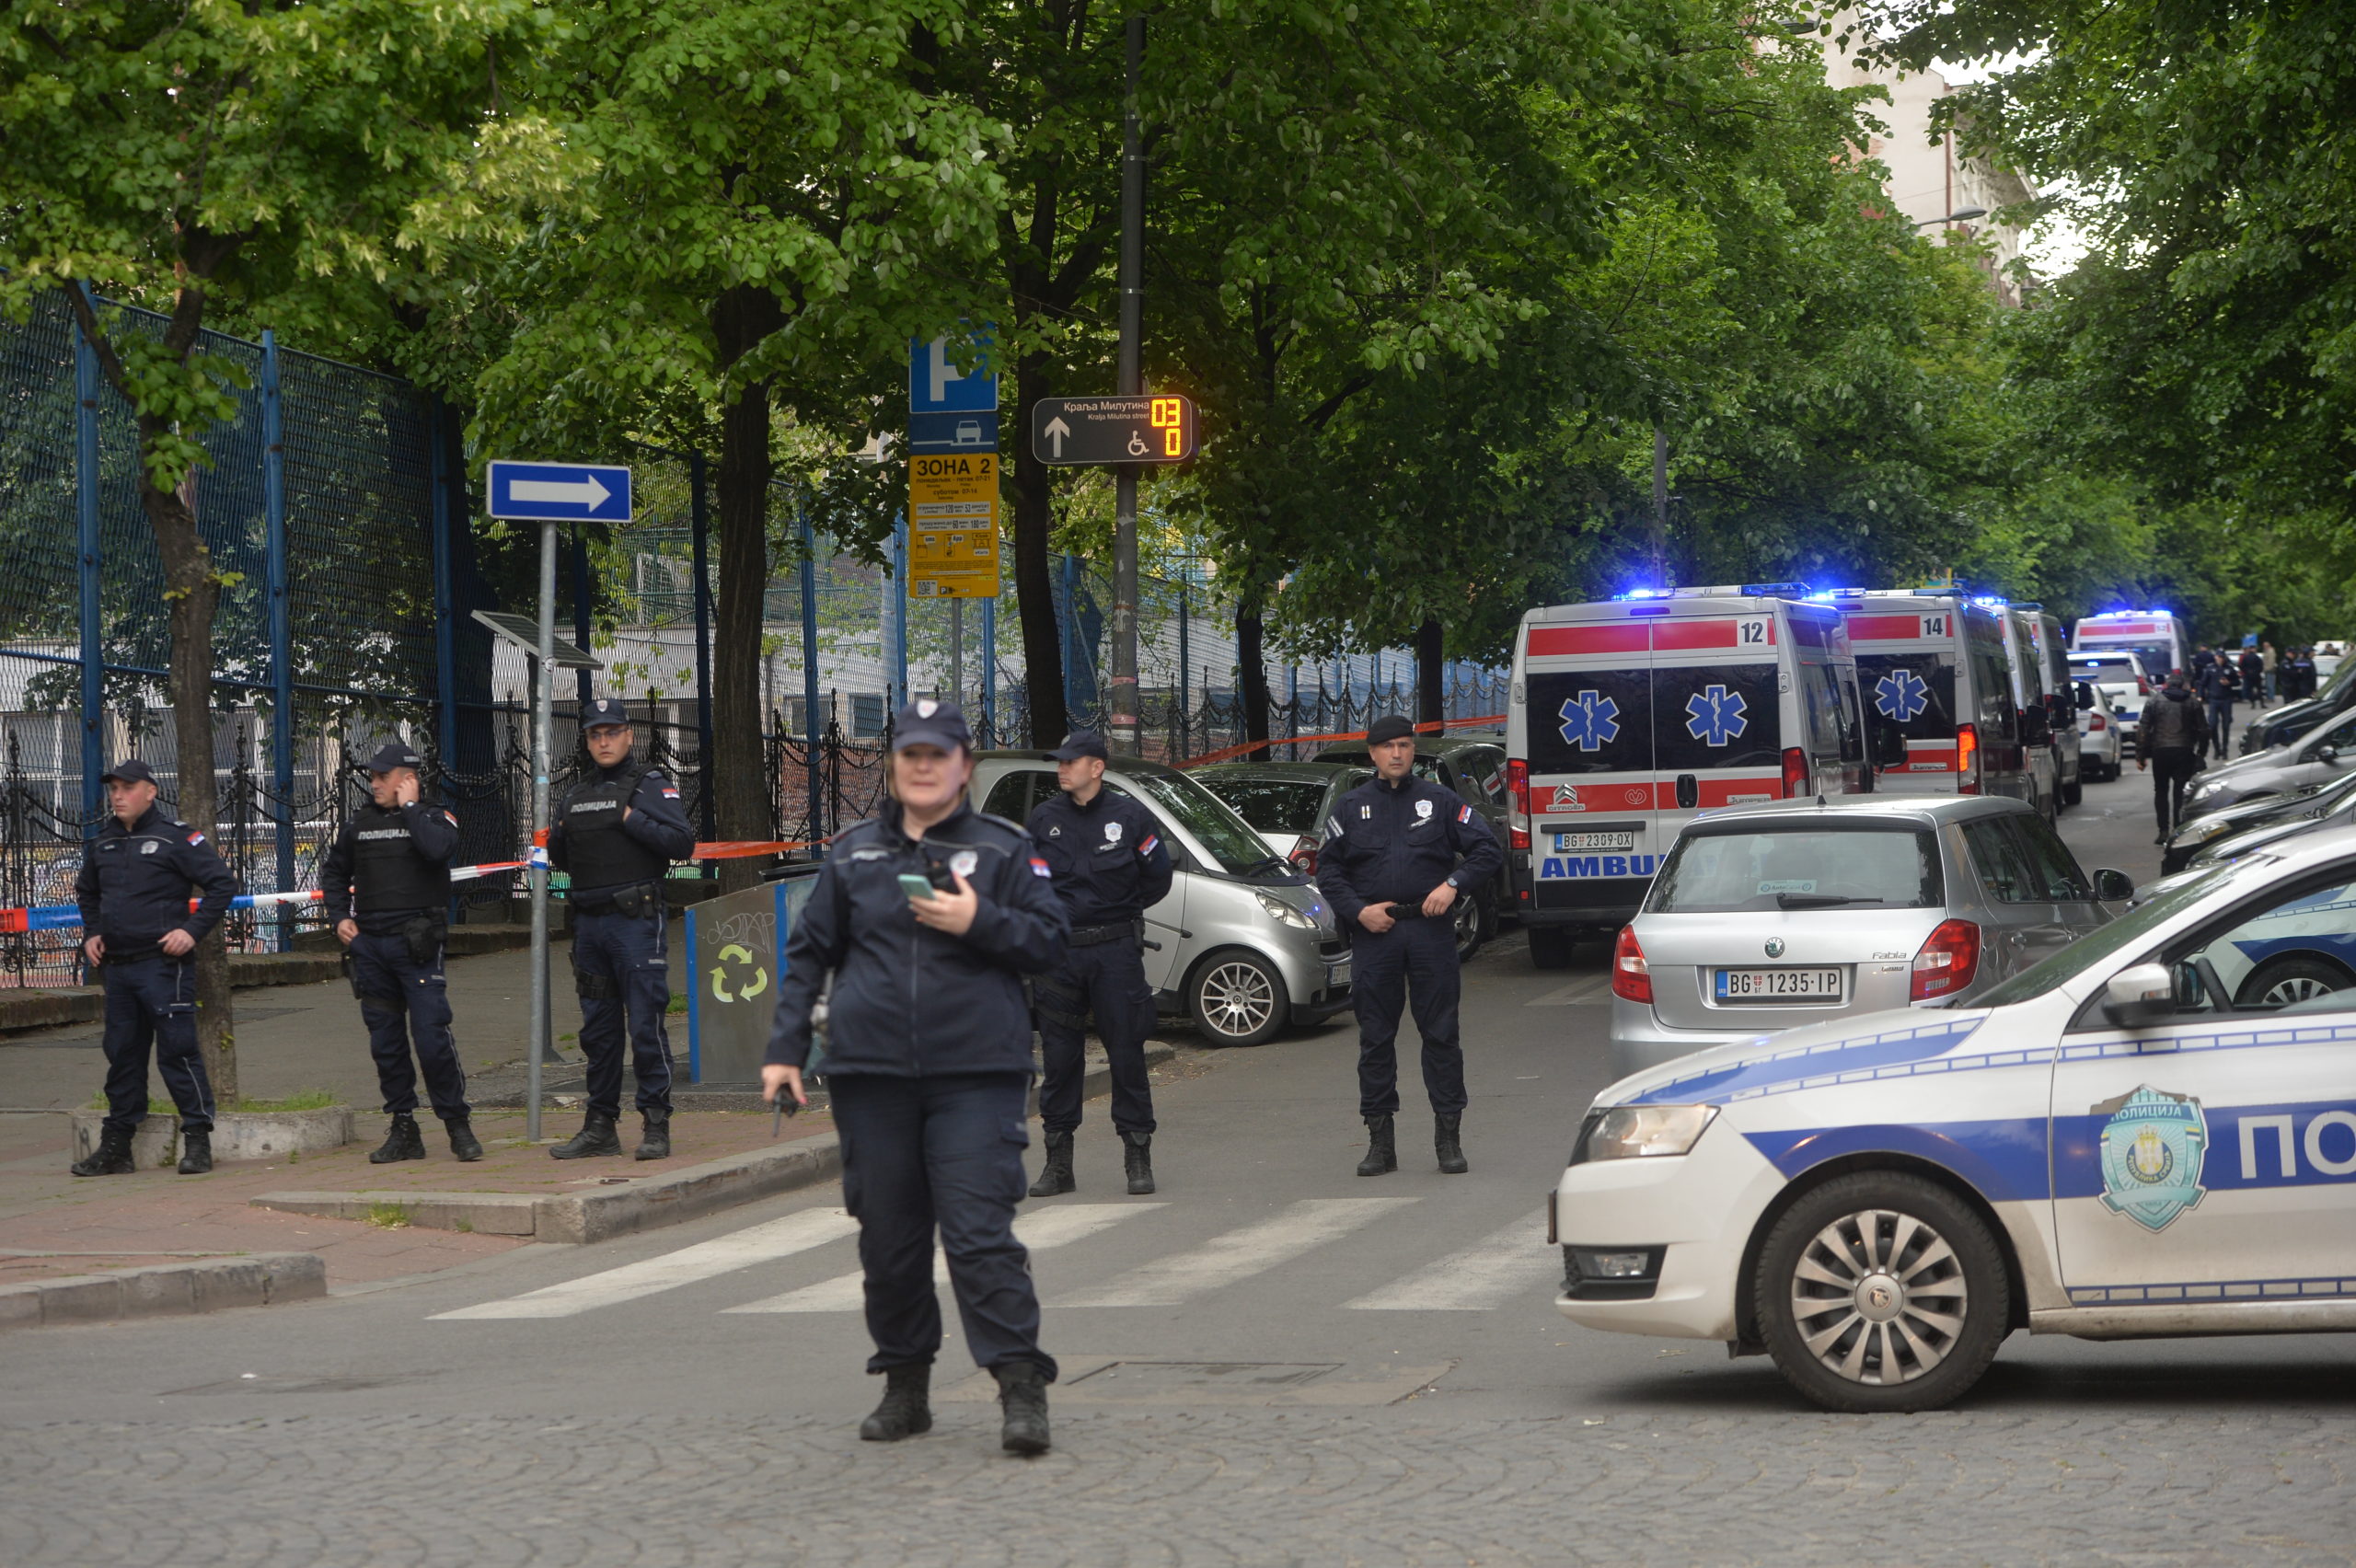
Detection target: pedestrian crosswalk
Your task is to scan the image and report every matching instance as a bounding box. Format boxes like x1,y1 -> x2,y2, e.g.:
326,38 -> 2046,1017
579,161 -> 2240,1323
433,1194 -> 1559,1322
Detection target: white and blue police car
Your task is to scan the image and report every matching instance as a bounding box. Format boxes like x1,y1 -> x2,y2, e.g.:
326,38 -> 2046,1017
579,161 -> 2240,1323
1553,824 -> 2356,1411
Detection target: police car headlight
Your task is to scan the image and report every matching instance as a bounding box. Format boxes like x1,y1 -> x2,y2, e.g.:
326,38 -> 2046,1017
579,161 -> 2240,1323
2177,815 -> 2235,845
1571,1104 -> 1717,1165
1253,891 -> 1319,930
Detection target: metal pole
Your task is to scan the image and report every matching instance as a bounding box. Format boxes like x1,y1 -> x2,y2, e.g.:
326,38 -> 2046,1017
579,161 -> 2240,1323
1651,421 -> 1669,589
798,498 -> 820,853
950,598 -> 964,712
260,330 -> 294,951
1060,553 -> 1084,723
572,525 -> 594,709
526,520 -> 556,1141
980,596 -> 998,744
690,455 -> 717,843
1108,14 -> 1146,756
1176,583 -> 1190,756
73,297 -> 104,832
429,398 -> 457,786
890,512 -> 909,709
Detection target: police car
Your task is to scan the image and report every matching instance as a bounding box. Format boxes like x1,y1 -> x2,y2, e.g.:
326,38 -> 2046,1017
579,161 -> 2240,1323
1553,824 -> 2356,1412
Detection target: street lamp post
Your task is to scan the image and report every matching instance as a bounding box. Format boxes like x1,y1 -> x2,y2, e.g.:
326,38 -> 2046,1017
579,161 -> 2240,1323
1916,207 -> 1987,227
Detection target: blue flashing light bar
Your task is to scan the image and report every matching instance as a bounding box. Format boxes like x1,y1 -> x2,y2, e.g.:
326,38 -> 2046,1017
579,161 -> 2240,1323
1738,582 -> 1810,596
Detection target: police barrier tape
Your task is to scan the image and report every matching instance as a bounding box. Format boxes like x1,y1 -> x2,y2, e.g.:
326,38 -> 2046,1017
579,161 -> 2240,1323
1177,714 -> 1506,771
0,838 -> 817,935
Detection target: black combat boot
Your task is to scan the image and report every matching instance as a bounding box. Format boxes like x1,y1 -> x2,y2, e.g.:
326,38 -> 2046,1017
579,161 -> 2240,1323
992,1362 -> 1051,1456
1356,1114 -> 1397,1178
1027,1129 -> 1075,1197
858,1364 -> 934,1442
635,1107 -> 672,1161
549,1111 -> 622,1159
370,1113 -> 428,1164
445,1116 -> 484,1162
1435,1113 -> 1469,1175
176,1127 -> 213,1175
70,1125 -> 135,1178
1120,1130 -> 1156,1195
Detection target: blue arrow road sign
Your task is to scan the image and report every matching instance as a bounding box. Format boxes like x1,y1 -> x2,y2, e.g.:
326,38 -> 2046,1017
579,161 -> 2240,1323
909,333 -> 999,413
487,461 -> 632,523
907,410 -> 999,454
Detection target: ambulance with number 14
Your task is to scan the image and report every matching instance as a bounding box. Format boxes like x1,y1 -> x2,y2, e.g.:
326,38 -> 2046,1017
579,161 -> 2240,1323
1506,586 -> 1877,971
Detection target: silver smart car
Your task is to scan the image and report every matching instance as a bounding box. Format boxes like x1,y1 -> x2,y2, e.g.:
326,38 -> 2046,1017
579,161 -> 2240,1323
1607,794 -> 2133,1078
968,752 -> 1354,1047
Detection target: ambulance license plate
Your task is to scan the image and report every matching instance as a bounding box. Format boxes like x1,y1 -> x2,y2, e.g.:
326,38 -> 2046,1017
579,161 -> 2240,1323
1553,831 -> 1635,852
1715,967 -> 1842,1002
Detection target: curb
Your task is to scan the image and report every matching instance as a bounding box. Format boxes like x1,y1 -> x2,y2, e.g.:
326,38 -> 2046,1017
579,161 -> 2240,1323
248,1042 -> 1178,1246
0,1252 -> 325,1333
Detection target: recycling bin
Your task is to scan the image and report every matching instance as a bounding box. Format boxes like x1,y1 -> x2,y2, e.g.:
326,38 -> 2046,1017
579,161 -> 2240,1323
684,865 -> 823,1083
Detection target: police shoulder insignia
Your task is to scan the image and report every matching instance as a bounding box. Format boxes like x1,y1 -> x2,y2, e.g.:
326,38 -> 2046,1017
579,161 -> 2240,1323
1029,856 -> 1052,878
1458,803 -> 1472,824
184,831 -> 204,845
2095,1085 -> 2210,1231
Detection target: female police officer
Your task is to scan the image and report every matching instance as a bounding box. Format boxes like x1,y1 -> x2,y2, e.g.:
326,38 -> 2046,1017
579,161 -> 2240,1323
763,699 -> 1069,1454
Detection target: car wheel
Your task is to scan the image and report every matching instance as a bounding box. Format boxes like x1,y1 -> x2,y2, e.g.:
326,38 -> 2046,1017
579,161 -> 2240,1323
1187,949 -> 1290,1047
1527,924 -> 1575,970
1452,893 -> 1485,963
2234,954 -> 2356,1009
1754,1171 -> 2010,1414
2063,776 -> 2083,807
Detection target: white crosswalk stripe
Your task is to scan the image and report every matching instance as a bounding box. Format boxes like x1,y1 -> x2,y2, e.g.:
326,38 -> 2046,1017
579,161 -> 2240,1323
1341,1211 -> 1558,1310
1055,1197 -> 1416,1309
429,1207 -> 859,1320
722,1203 -> 1161,1315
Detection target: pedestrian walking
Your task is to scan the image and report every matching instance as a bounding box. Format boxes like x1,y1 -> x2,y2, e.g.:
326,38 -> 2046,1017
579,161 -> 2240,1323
2262,641 -> 2279,703
1025,730 -> 1173,1198
2200,659 -> 2240,759
1315,716 -> 1503,1178
546,698 -> 695,1161
2138,674 -> 2212,844
320,743 -> 480,1164
2238,645 -> 2264,709
763,700 -> 1068,1454
68,760 -> 238,1177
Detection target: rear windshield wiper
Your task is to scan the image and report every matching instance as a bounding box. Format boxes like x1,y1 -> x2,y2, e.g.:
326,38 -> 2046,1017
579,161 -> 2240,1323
1774,893 -> 1880,909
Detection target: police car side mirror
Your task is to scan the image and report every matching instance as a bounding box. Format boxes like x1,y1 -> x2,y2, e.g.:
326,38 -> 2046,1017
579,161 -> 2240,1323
2092,868 -> 2135,902
2101,962 -> 2174,1027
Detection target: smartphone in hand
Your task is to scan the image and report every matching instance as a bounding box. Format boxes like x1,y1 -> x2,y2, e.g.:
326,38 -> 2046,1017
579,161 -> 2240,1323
897,873 -> 940,903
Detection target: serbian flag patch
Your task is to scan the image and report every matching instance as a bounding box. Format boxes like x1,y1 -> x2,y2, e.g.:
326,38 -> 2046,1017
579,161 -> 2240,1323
1030,857 -> 1052,878
186,831 -> 205,845
1137,834 -> 1159,857
1457,804 -> 1472,824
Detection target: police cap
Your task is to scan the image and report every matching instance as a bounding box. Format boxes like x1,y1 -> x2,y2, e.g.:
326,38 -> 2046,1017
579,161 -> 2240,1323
891,698 -> 973,754
1365,715 -> 1416,746
365,742 -> 423,775
1051,730 -> 1109,762
100,758 -> 156,787
582,697 -> 632,732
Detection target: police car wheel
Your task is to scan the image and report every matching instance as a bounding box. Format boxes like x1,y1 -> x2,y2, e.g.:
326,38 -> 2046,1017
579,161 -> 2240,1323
1187,951 -> 1289,1047
2235,954 -> 2355,1010
1754,1172 -> 2009,1414
1452,895 -> 1485,963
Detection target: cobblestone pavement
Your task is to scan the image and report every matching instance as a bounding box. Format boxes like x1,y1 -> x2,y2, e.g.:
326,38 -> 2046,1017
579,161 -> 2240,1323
3,1406 -> 2350,1567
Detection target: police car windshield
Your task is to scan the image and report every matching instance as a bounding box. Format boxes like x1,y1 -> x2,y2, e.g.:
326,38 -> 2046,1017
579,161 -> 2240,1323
1969,866 -> 2231,1008
1648,823 -> 1941,914
1114,772 -> 1294,879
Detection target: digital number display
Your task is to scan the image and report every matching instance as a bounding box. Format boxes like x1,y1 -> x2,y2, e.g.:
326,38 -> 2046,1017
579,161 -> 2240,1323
1151,396 -> 1185,456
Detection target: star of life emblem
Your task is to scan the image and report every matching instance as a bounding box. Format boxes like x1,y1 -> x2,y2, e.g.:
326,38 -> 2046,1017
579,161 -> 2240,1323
2096,1085 -> 2209,1232
1875,667 -> 1931,722
1556,690 -> 1620,752
1684,684 -> 1749,745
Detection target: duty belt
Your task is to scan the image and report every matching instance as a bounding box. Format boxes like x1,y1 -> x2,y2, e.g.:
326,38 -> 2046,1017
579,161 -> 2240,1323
1068,920 -> 1142,948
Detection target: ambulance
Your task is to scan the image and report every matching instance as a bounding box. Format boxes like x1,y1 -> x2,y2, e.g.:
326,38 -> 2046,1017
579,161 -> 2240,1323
2072,609 -> 2192,685
1506,587 -> 1880,968
1828,591 -> 2031,807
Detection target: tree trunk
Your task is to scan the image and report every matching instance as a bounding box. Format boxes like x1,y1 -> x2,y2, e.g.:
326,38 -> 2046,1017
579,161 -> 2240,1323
1237,594 -> 1271,760
1415,617 -> 1445,731
1011,345 -> 1067,746
710,284 -> 783,892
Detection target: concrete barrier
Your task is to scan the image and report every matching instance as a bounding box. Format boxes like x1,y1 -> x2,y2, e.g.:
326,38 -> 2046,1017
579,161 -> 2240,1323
69,1106 -> 353,1169
0,1252 -> 325,1333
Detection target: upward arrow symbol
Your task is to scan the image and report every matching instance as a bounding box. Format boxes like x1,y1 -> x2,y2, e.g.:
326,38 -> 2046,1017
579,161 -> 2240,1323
1043,416 -> 1071,458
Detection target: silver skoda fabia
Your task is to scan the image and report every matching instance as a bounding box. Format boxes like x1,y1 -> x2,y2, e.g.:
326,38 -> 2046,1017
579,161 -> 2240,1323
1608,795 -> 2133,1078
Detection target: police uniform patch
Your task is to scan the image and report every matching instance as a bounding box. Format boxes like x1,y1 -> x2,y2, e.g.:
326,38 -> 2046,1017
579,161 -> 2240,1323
2096,1085 -> 2209,1232
185,831 -> 204,845
1415,799 -> 1433,821
141,841 -> 159,855
951,849 -> 979,880
1029,857 -> 1052,878
1047,825 -> 1061,837
1104,822 -> 1123,844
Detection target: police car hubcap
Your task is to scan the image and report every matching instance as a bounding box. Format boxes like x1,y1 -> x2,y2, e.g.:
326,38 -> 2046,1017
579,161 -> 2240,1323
1202,962 -> 1275,1037
1789,1207 -> 1969,1386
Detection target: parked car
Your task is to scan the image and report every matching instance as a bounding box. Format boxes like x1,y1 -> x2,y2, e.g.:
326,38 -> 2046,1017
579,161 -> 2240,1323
2076,681 -> 2123,781
1606,795 -> 2130,1079
2179,768 -> 2356,871
969,752 -> 1354,1046
1311,732 -> 1511,957
2069,648 -> 2151,758
1191,760 -> 1369,869
1553,825 -> 2356,1412
2240,655 -> 2356,755
2180,702 -> 2356,824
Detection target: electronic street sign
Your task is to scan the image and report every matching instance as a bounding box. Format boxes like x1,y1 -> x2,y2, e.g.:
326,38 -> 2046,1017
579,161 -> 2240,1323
908,332 -> 999,414
486,460 -> 633,524
907,409 -> 999,454
469,610 -> 602,669
1030,395 -> 1197,465
907,454 -> 1001,599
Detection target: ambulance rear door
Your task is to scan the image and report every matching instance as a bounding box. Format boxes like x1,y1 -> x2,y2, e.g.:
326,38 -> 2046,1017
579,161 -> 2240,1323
1516,608 -> 1664,928
1843,596 -> 1966,794
1647,599 -> 1788,841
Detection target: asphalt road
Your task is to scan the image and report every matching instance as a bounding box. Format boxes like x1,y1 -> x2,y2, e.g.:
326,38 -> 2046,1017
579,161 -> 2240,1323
4,771 -> 2351,1565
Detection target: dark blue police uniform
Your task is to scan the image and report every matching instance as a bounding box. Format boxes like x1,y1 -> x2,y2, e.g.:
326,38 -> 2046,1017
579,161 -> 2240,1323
71,762 -> 237,1174
766,706 -> 1068,1401
547,700 -> 696,1158
321,744 -> 479,1162
1025,732 -> 1174,1195
1316,722 -> 1502,1174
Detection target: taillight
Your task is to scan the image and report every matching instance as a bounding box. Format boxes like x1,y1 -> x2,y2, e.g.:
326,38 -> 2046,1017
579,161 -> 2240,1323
1910,918 -> 1981,1001
1506,757 -> 1531,850
1611,925 -> 1652,1003
2137,676 -> 2150,697
2088,713 -> 2107,732
1780,746 -> 1808,799
1288,835 -> 1318,874
1955,722 -> 1981,794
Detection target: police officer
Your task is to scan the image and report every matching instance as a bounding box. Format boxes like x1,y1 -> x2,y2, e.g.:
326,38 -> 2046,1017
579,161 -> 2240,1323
546,698 -> 696,1160
68,760 -> 238,1178
763,700 -> 1068,1455
1316,716 -> 1503,1178
320,743 -> 480,1164
1025,730 -> 1173,1197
